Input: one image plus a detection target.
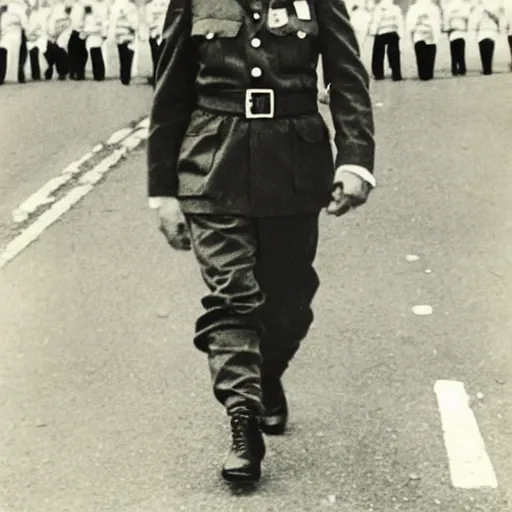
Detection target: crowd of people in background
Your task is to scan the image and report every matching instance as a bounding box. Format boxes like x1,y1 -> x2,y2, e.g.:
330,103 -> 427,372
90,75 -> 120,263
0,0 -> 167,86
351,0 -> 512,79
1,0 -> 512,87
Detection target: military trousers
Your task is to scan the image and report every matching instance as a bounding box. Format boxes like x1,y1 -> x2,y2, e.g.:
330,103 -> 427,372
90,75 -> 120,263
117,42 -> 134,85
449,38 -> 466,76
478,38 -> 495,75
186,213 -> 320,415
68,31 -> 87,80
371,32 -> 402,81
414,41 -> 437,80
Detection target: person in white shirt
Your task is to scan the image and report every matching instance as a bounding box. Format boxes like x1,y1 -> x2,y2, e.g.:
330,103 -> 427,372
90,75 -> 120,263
0,0 -> 29,84
442,0 -> 471,75
25,0 -> 50,80
46,0 -> 72,79
406,0 -> 442,80
368,0 -> 404,80
78,0 -> 109,80
108,0 -> 138,85
502,0 -> 511,69
144,0 -> 167,87
469,0 -> 503,74
350,1 -> 372,53
67,0 -> 87,79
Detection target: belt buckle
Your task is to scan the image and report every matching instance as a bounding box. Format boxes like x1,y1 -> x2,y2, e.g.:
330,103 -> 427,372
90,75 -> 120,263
245,89 -> 275,119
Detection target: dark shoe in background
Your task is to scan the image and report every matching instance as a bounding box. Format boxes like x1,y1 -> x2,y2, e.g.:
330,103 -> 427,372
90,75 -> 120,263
261,376 -> 288,435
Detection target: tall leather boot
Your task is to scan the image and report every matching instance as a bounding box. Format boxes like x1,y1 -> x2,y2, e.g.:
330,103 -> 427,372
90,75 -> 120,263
222,408 -> 265,483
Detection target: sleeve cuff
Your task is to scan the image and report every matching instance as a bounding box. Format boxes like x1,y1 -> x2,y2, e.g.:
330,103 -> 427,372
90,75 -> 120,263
334,165 -> 376,188
148,197 -> 163,209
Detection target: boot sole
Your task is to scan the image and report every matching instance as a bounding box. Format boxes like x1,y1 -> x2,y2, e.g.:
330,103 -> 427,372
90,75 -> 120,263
221,468 -> 261,483
260,422 -> 286,436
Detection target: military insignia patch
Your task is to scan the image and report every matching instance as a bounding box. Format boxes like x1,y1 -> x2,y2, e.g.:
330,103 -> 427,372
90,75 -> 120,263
268,7 -> 289,28
293,0 -> 311,20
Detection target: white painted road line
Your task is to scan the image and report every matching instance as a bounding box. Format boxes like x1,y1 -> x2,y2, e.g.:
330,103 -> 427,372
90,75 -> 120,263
11,119 -> 148,224
1,118 -> 149,270
434,380 -> 498,489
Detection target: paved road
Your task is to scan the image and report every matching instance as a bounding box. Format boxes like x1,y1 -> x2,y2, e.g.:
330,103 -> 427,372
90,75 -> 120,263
0,75 -> 153,249
1,40 -> 512,511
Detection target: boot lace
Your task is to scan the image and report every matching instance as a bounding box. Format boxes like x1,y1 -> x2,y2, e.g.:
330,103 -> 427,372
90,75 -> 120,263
231,414 -> 251,452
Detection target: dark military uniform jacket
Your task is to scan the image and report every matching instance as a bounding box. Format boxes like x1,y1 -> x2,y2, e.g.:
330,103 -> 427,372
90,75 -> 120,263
147,0 -> 375,216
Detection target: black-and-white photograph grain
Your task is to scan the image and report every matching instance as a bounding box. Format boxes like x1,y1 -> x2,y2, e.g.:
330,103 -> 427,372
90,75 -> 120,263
1,0 -> 511,509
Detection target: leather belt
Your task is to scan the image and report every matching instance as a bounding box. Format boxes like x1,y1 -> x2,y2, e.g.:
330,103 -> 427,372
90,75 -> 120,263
197,89 -> 319,119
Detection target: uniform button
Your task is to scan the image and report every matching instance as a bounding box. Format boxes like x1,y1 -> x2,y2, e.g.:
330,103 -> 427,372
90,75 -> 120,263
253,12 -> 261,20
205,32 -> 215,40
251,37 -> 261,48
251,67 -> 262,78
297,30 -> 307,39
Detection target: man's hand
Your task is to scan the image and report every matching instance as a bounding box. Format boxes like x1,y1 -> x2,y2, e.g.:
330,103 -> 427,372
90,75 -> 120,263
156,197 -> 192,251
326,172 -> 371,217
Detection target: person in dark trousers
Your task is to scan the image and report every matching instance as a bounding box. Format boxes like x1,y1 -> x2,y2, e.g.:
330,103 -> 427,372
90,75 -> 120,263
469,0 -> 503,75
25,0 -> 49,81
0,3 -> 9,84
0,0 -> 29,84
17,10 -> 28,82
406,0 -> 442,80
442,0 -> 470,76
144,0 -> 167,86
68,0 -> 87,79
148,0 -> 375,484
80,0 -> 109,81
45,0 -> 72,79
368,0 -> 404,80
506,2 -> 512,70
108,0 -> 138,85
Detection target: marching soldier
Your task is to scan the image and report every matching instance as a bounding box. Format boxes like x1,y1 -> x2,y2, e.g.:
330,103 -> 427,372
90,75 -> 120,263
145,0 -> 168,86
148,0 -> 375,483
79,0 -> 110,80
68,0 -> 87,79
25,0 -> 49,80
108,0 -> 139,85
0,0 -> 29,84
442,0 -> 471,75
46,0 -> 72,79
469,0 -> 503,75
506,0 -> 512,70
406,0 -> 442,80
368,0 -> 404,80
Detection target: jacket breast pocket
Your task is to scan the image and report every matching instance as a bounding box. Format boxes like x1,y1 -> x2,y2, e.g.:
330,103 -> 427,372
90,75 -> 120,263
292,116 -> 334,195
177,110 -> 225,197
268,18 -> 319,73
191,18 -> 242,70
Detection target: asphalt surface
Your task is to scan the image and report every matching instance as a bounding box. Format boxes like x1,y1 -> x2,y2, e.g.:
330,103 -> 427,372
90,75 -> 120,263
1,37 -> 512,512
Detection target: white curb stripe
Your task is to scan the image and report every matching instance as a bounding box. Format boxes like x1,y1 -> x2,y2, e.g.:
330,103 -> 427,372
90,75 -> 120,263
0,184 -> 93,269
106,127 -> 134,145
1,118 -> 149,270
434,380 -> 498,489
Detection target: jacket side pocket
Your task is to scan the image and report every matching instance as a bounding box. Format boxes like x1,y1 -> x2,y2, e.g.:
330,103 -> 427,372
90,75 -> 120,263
292,115 -> 334,195
177,110 -> 225,196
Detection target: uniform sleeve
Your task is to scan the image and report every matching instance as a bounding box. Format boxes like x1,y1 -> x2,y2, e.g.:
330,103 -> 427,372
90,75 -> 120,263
70,3 -> 83,30
468,5 -> 479,31
147,0 -> 198,197
405,5 -> 416,34
396,6 -> 405,38
107,1 -> 118,40
368,6 -> 380,35
317,0 -> 375,173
